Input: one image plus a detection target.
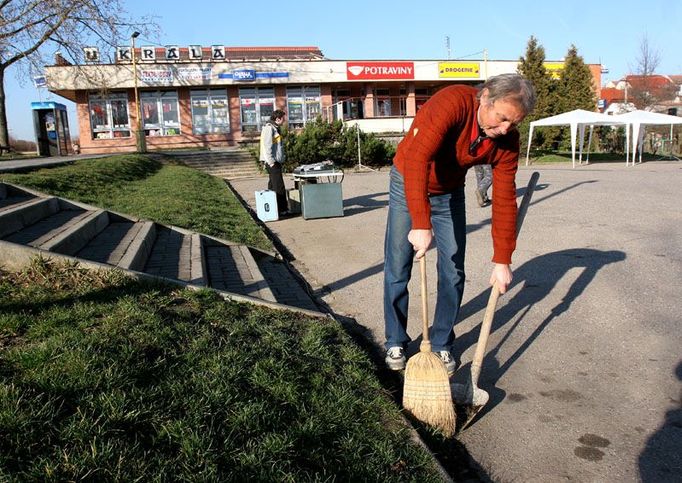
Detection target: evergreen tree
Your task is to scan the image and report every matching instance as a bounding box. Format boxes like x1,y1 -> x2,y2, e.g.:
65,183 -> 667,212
552,45 -> 598,150
517,36 -> 558,151
559,45 -> 597,112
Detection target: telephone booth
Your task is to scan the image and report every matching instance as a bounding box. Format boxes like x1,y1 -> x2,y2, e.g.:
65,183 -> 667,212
31,101 -> 72,156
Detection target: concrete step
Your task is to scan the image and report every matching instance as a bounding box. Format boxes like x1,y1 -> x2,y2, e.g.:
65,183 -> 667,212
0,197 -> 61,238
252,252 -> 319,311
204,240 -> 275,301
0,182 -> 321,316
143,227 -> 206,285
45,209 -> 109,256
76,220 -> 156,271
166,149 -> 260,179
0,194 -> 35,211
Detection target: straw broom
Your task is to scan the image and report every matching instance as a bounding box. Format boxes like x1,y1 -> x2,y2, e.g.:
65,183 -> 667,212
403,255 -> 456,437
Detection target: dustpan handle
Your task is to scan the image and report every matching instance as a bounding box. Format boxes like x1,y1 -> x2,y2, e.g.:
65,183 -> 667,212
470,171 -> 540,385
419,255 -> 431,351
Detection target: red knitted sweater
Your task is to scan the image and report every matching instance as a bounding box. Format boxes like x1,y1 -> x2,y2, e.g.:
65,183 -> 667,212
393,84 -> 519,264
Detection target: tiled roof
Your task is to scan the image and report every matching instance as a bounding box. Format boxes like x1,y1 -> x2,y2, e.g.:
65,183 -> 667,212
225,46 -> 325,60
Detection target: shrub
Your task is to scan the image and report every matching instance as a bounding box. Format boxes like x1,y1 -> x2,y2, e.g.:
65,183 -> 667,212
273,118 -> 395,171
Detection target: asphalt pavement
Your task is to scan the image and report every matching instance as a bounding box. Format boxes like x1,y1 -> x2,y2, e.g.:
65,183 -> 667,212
231,160 -> 682,482
0,154 -> 111,173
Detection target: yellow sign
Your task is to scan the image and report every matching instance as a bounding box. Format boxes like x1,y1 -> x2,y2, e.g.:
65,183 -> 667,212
438,62 -> 481,78
544,62 -> 565,79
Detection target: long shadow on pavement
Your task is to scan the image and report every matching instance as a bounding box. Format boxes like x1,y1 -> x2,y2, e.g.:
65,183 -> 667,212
451,248 -> 626,425
639,360 -> 682,482
342,191 -> 388,217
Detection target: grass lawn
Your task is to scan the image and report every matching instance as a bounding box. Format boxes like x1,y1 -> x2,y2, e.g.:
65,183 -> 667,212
0,259 -> 443,481
0,155 -> 464,480
0,154 -> 272,252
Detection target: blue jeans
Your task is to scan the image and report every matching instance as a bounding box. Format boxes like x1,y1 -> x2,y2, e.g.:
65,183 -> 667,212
474,164 -> 492,195
383,166 -> 466,352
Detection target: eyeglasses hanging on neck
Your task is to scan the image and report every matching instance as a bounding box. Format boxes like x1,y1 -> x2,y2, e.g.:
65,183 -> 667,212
469,127 -> 488,155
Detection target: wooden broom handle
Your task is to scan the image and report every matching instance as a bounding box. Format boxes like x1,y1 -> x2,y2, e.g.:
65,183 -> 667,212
419,256 -> 430,348
470,172 -> 540,385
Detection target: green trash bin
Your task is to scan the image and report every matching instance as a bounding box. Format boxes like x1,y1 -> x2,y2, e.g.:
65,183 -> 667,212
292,163 -> 344,220
300,182 -> 343,219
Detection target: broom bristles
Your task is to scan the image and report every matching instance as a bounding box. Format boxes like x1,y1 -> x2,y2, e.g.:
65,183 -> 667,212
403,351 -> 456,437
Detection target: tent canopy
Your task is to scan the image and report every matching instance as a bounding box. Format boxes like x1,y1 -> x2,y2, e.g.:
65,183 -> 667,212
529,109 -> 623,127
615,110 -> 682,163
526,109 -> 628,168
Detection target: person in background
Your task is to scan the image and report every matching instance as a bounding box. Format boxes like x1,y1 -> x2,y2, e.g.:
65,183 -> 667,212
383,74 -> 536,373
474,163 -> 493,207
259,109 -> 289,216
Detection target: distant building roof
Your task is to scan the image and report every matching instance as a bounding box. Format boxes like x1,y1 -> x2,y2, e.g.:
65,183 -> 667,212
225,46 -> 325,60
625,74 -> 673,90
601,86 -> 625,104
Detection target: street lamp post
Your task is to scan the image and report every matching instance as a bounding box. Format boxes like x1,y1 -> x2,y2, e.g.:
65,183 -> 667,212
131,31 -> 146,153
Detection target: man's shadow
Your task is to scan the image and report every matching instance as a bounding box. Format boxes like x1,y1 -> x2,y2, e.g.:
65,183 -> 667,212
446,248 -> 626,423
342,191 -> 388,217
639,360 -> 682,482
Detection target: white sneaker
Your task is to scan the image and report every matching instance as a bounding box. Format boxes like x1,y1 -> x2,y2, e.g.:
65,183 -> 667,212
385,346 -> 406,371
438,351 -> 457,375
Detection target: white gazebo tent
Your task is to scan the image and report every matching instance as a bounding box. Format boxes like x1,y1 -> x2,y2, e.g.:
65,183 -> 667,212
525,109 -> 629,168
615,110 -> 682,165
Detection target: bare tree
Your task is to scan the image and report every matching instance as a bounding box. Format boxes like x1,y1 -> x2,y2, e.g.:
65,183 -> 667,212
628,34 -> 676,109
0,0 -> 158,153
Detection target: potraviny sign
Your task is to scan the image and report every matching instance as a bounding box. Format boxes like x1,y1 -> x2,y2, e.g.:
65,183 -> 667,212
346,62 -> 415,80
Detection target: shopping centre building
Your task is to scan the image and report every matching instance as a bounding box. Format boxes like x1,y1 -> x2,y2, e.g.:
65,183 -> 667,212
44,45 -> 603,154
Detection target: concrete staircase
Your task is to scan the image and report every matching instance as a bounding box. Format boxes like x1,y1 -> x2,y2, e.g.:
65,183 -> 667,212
160,148 -> 261,179
0,182 -> 320,315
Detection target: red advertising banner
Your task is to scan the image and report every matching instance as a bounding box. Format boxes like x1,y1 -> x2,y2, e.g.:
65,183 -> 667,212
346,62 -> 415,80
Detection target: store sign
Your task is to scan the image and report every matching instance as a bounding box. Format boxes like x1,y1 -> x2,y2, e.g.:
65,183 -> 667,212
232,69 -> 256,81
140,46 -> 156,61
117,47 -> 132,61
177,67 -> 212,81
189,45 -> 203,60
140,68 -> 173,83
137,66 -> 213,84
33,75 -> 47,88
544,62 -> 564,79
438,62 -> 480,78
212,46 -> 226,61
165,46 -> 180,61
83,47 -> 100,63
217,71 -> 289,80
346,62 -> 414,80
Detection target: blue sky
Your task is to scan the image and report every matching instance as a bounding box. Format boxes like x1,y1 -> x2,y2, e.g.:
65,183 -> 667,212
6,0 -> 681,141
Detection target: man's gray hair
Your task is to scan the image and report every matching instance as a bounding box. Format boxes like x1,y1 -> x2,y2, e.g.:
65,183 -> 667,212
478,74 -> 537,115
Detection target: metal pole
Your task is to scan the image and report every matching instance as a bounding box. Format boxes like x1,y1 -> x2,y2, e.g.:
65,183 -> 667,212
484,48 -> 488,80
131,32 -> 146,153
356,125 -> 362,169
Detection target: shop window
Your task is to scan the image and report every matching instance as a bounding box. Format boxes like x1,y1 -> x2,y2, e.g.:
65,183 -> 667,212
331,89 -> 363,121
375,88 -> 391,117
240,87 -> 275,132
415,87 -> 430,111
287,85 -> 321,128
191,89 -> 230,134
140,91 -> 181,136
88,92 -> 131,139
399,87 -> 407,116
